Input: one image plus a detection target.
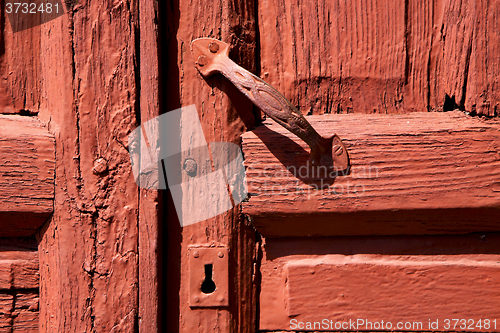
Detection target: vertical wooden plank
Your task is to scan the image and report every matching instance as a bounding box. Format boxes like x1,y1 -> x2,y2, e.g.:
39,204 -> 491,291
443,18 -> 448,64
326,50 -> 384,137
429,0 -> 500,116
36,1 -> 140,331
258,0 -> 407,115
0,4 -> 13,113
429,0 -> 475,111
484,0 -> 500,116
71,1 -> 139,331
0,6 -> 41,114
166,0 -> 258,331
403,0 -> 433,112
468,0 -> 500,116
258,0 -> 500,116
36,5 -> 94,332
138,0 -> 161,332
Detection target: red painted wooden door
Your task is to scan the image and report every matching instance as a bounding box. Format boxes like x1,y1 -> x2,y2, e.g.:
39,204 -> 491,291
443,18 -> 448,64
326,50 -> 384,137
3,0 -> 499,332
243,113 -> 500,331
165,0 -> 500,332
238,0 -> 500,332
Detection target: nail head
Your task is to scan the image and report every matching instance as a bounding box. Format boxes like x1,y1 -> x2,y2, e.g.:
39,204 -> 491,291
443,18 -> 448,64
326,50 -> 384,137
183,158 -> 198,177
197,55 -> 208,67
92,157 -> 108,175
208,42 -> 220,53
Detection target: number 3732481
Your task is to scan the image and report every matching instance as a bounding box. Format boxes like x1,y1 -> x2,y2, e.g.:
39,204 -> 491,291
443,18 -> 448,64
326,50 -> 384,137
5,2 -> 59,14
443,319 -> 497,330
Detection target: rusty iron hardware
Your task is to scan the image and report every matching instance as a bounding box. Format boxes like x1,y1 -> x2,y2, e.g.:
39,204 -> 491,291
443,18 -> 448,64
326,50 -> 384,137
191,37 -> 350,174
189,246 -> 229,308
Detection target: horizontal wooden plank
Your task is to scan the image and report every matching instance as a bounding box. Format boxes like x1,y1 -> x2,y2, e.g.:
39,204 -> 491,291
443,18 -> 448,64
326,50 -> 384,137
0,292 -> 38,333
12,292 -> 38,333
0,294 -> 15,331
0,256 -> 39,290
0,313 -> 13,331
12,312 -> 38,333
14,293 -> 38,312
259,234 -> 500,331
0,115 -> 55,237
241,111 -> 500,236
0,294 -> 14,314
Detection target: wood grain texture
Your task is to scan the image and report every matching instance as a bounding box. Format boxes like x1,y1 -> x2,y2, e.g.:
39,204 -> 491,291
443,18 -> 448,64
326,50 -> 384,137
166,0 -> 258,331
258,0 -> 500,116
138,0 -> 161,332
288,260 -> 499,322
258,0 -> 406,115
0,245 -> 39,333
0,292 -> 39,333
242,111 -> 500,237
0,242 -> 39,291
34,2 -> 140,332
0,8 -> 41,115
0,115 -> 55,237
470,0 -> 500,116
0,294 -> 14,331
0,258 -> 39,290
259,233 -> 500,331
12,292 -> 39,333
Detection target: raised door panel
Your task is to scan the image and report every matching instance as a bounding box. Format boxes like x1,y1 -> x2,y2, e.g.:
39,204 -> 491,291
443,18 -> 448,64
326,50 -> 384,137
0,115 -> 55,237
259,235 -> 500,331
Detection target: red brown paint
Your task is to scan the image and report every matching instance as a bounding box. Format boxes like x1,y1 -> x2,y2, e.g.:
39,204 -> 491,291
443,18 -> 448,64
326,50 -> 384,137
1,0 -> 500,332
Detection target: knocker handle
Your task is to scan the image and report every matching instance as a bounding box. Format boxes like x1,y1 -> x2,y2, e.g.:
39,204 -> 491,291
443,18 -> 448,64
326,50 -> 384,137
191,38 -> 350,173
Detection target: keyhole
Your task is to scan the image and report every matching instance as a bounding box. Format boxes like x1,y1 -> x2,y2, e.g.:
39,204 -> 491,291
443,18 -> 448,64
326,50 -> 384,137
201,264 -> 216,294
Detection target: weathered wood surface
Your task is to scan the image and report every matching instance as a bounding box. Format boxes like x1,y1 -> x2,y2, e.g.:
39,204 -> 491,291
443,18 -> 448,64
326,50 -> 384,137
0,8 -> 41,115
11,292 -> 39,333
165,0 -> 258,331
0,259 -> 39,290
2,0 -> 498,332
0,246 -> 39,290
258,0 -> 500,116
31,2 -> 140,332
0,293 -> 14,332
0,292 -> 39,333
259,234 -> 500,331
0,242 -> 39,333
138,0 -> 161,332
0,115 -> 55,237
242,111 -> 500,236
0,0 -> 260,331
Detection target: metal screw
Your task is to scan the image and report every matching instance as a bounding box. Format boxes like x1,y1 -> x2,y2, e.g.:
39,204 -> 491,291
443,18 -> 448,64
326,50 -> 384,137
183,158 -> 197,177
193,251 -> 199,258
218,297 -> 225,303
333,145 -> 343,156
197,55 -> 208,67
218,252 -> 224,258
194,296 -> 199,303
208,42 -> 219,53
